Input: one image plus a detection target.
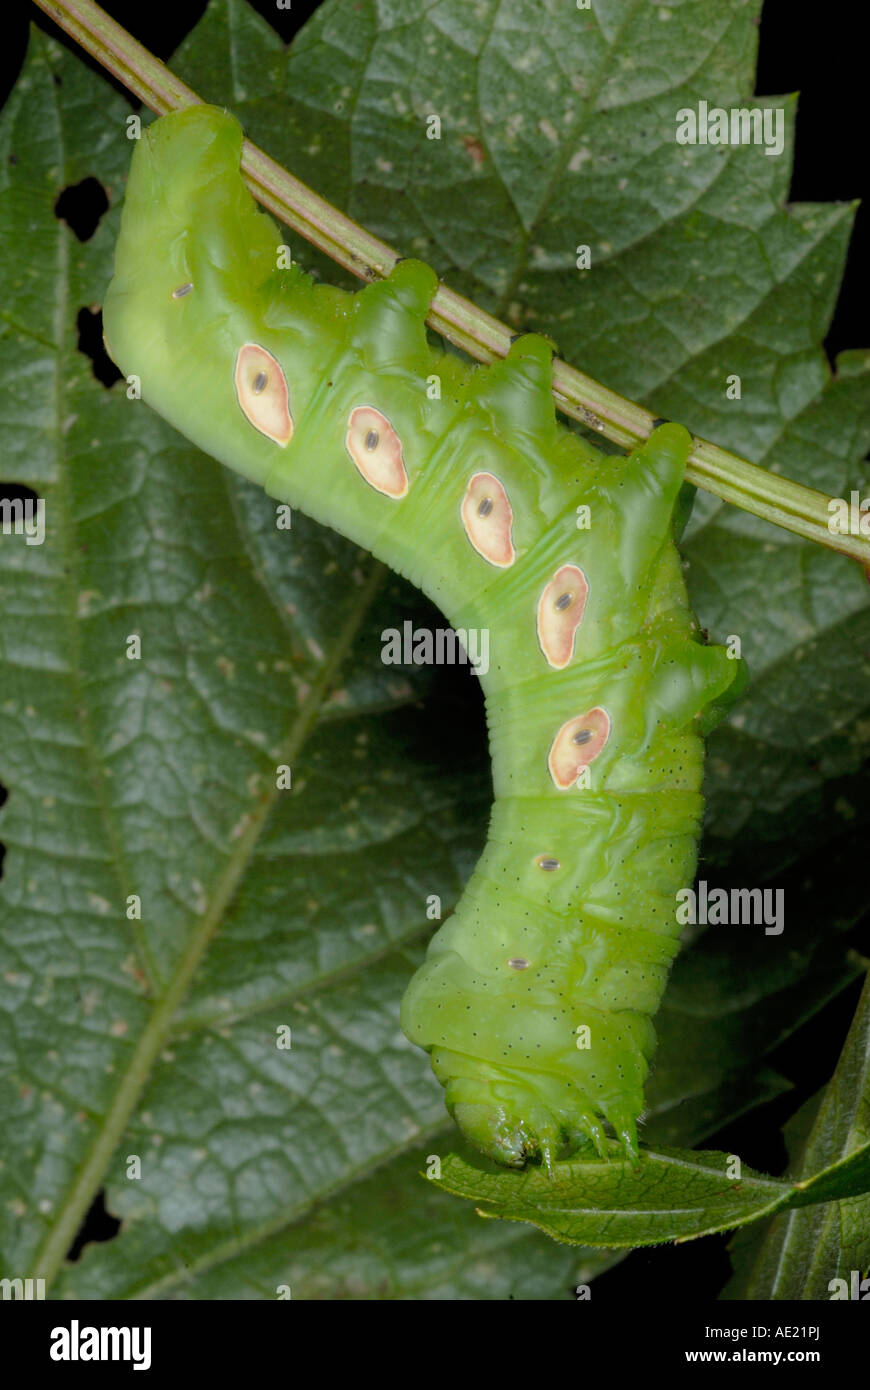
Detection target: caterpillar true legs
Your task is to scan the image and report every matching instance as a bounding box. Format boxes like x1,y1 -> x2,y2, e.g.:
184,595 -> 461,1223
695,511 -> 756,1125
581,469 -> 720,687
103,105 -> 746,1169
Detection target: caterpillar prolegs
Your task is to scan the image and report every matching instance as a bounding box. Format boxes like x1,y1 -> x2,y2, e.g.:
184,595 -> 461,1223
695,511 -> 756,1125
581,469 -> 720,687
103,106 -> 746,1168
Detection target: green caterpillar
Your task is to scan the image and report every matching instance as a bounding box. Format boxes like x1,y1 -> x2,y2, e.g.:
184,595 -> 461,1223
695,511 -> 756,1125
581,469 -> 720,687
103,105 -> 746,1169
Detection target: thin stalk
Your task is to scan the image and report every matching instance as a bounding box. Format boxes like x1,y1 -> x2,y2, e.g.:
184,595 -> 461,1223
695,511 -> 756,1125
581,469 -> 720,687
32,0 -> 870,565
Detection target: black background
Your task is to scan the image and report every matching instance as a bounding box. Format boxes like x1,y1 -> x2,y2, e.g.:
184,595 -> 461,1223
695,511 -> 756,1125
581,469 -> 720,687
0,0 -> 867,1306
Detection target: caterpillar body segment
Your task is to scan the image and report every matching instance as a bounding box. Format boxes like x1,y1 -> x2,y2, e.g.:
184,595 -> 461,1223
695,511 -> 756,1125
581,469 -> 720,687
104,105 -> 747,1168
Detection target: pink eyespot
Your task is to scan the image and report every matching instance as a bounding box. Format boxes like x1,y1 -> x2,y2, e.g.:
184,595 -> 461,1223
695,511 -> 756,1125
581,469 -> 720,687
234,343 -> 293,446
548,708 -> 611,789
345,406 -> 408,498
460,472 -> 515,567
537,564 -> 588,668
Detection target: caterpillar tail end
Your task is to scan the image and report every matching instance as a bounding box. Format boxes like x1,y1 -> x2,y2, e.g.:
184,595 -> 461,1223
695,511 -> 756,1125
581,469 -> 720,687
448,1095 -> 633,1168
449,1100 -> 560,1170
403,966 -> 650,1168
435,1060 -> 635,1168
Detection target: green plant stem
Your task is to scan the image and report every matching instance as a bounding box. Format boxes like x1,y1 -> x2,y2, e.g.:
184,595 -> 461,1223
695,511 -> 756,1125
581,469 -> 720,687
33,0 -> 870,566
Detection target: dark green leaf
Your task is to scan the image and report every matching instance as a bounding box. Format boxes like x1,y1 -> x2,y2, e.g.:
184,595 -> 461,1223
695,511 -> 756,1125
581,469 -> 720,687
431,1147 -> 792,1248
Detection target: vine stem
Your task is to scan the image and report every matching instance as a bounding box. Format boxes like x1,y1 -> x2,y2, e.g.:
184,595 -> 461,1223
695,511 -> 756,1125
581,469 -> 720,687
33,0 -> 870,566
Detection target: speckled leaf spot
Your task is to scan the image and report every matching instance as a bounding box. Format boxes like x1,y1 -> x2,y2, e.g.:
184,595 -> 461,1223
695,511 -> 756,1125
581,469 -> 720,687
103,103 -> 747,1172
460,471 -> 515,567
345,405 -> 408,497
234,343 -> 293,446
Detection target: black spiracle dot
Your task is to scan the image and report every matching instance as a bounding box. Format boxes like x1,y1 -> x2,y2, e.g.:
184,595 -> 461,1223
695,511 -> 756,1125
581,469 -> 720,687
252,371 -> 268,394
536,855 -> 560,871
477,497 -> 494,517
508,957 -> 530,970
365,429 -> 379,450
171,282 -> 193,299
573,729 -> 592,745
554,591 -> 572,611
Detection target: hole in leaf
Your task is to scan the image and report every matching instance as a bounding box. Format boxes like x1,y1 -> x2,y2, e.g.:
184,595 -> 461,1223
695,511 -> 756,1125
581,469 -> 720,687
76,307 -> 122,388
54,176 -> 109,243
66,1188 -> 122,1262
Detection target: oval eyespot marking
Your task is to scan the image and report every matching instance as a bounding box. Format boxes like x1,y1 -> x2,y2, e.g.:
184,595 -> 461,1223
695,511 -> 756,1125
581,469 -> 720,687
345,406 -> 408,498
460,472 -> 515,567
234,343 -> 293,447
537,564 -> 588,669
535,855 -> 561,871
548,708 -> 611,790
171,282 -> 193,298
508,957 -> 530,970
